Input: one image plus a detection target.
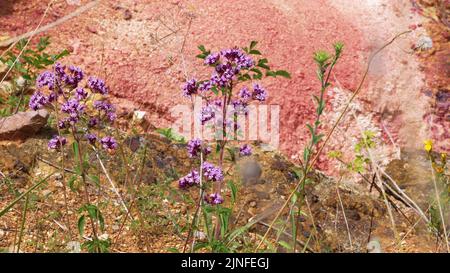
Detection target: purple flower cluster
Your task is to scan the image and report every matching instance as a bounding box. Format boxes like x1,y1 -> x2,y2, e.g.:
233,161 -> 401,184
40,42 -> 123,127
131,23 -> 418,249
75,87 -> 88,100
85,133 -> 97,145
48,135 -> 67,150
32,63 -> 117,151
200,105 -> 216,125
29,91 -> 49,110
202,162 -> 224,182
239,144 -> 252,156
94,100 -> 116,122
182,47 -> 254,96
36,71 -> 56,90
88,76 -> 108,95
61,98 -> 85,123
100,136 -> 118,150
252,83 -> 267,102
187,138 -> 211,158
204,52 -> 220,65
178,170 -> 201,189
182,78 -> 198,97
65,65 -> 84,87
204,193 -> 224,205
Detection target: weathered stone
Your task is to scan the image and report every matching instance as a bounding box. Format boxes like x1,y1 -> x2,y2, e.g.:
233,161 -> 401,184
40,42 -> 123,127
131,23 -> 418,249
0,110 -> 49,140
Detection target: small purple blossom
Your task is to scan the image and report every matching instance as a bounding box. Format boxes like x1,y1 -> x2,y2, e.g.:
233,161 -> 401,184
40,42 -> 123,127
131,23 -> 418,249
182,78 -> 198,97
88,117 -> 99,127
75,87 -> 88,100
88,76 -> 108,95
200,105 -> 216,125
199,81 -> 212,92
187,138 -> 211,158
100,136 -> 118,150
202,162 -> 223,182
204,52 -> 220,65
36,71 -> 56,90
232,99 -> 248,115
252,83 -> 267,102
238,87 -> 251,101
48,135 -> 67,150
65,65 -> 84,86
239,144 -> 252,156
29,91 -> 48,110
204,193 -> 224,205
178,170 -> 200,189
61,98 -> 85,122
93,100 -> 116,122
85,133 -> 97,145
58,119 -> 68,129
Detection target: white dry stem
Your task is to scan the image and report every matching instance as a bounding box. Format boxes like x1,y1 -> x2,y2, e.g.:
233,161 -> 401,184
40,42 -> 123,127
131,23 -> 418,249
0,0 -> 99,48
94,149 -> 130,215
1,0 -> 55,84
336,177 -> 353,250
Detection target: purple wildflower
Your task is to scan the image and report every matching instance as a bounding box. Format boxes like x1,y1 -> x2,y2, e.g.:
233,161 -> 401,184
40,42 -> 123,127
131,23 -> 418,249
29,91 -> 48,110
239,144 -> 252,156
53,63 -> 66,79
178,170 -> 200,189
200,105 -> 216,124
93,100 -> 116,122
100,136 -> 118,150
199,81 -> 212,92
75,87 -> 88,100
204,52 -> 220,65
36,71 -> 56,90
48,135 -> 67,150
88,76 -> 108,95
65,65 -> 84,86
48,92 -> 58,102
85,133 -> 97,145
182,78 -> 198,97
58,119 -> 68,129
61,98 -> 85,122
202,162 -> 223,182
88,117 -> 99,127
187,138 -> 211,158
232,99 -> 248,115
252,83 -> 267,102
204,193 -> 224,205
238,87 -> 251,101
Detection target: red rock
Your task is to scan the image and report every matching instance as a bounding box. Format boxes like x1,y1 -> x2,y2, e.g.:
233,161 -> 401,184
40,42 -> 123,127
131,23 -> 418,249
0,110 -> 49,140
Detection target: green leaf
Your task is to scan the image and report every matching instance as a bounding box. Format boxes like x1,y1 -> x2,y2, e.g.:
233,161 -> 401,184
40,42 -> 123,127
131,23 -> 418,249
167,247 -> 179,253
250,41 -> 258,50
265,71 -> 276,77
68,175 -> 78,192
198,45 -> 206,52
249,49 -> 261,55
279,240 -> 292,250
275,70 -> 291,79
89,175 -> 100,187
37,37 -> 50,51
227,180 -> 237,204
78,215 -> 86,236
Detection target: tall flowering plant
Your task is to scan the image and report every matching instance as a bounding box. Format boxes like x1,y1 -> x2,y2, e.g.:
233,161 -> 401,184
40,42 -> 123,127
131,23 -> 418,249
30,62 -> 116,252
179,41 -> 290,252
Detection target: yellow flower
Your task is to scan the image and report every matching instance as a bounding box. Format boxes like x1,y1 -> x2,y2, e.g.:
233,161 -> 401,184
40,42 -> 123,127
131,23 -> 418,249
424,139 -> 433,152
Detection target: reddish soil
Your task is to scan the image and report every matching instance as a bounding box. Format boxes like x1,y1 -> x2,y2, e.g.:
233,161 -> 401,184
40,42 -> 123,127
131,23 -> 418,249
0,0 -> 443,170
